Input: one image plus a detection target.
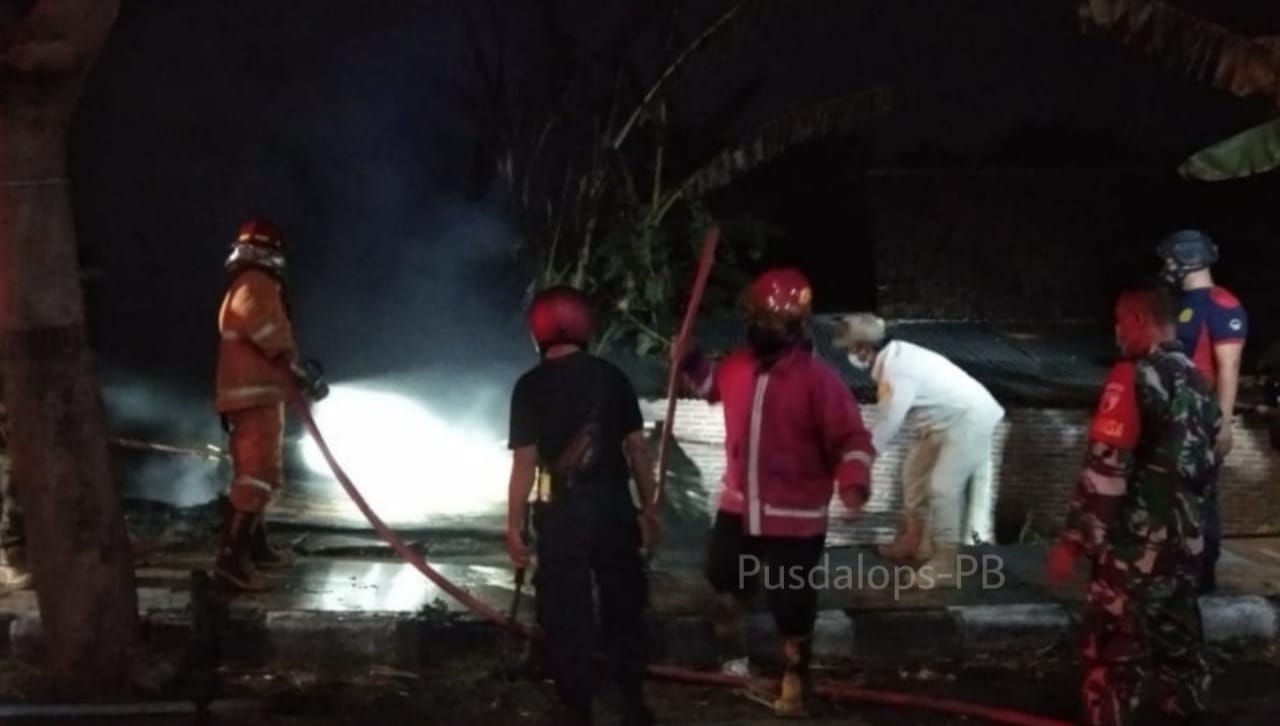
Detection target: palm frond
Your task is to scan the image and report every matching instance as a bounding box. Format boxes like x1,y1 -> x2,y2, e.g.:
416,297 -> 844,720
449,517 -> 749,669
681,86 -> 893,198
1180,116 -> 1280,181
1078,0 -> 1280,106
611,1 -> 749,150
1255,36 -> 1280,56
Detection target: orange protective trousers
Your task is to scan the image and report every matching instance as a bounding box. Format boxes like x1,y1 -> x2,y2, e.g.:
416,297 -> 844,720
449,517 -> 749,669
226,404 -> 285,514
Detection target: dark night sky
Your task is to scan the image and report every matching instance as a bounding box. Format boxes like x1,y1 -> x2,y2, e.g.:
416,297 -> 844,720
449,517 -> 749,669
65,0 -> 1280,444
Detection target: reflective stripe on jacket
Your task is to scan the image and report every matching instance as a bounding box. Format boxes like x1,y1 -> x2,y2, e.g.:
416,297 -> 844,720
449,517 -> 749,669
695,346 -> 875,537
216,269 -> 295,412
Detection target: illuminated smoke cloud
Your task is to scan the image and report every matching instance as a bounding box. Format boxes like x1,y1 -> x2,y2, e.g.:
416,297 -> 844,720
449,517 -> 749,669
298,382 -> 510,525
101,372 -> 226,507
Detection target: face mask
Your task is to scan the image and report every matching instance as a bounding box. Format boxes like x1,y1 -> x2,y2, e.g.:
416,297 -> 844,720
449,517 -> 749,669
226,244 -> 286,275
747,324 -> 788,357
1158,257 -> 1197,289
846,352 -> 870,371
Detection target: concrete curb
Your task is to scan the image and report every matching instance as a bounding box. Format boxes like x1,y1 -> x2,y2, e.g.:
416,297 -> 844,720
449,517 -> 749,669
1200,595 -> 1280,642
949,603 -> 1066,654
655,594 -> 1280,666
5,595 -> 1278,670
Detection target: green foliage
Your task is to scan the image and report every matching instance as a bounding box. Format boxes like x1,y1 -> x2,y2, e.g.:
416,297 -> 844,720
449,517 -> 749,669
446,0 -> 882,356
1079,0 -> 1280,107
1079,1 -> 1280,180
1181,118 -> 1280,182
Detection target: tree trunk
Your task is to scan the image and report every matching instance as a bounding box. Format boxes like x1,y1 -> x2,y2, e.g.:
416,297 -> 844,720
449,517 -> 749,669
0,0 -> 136,696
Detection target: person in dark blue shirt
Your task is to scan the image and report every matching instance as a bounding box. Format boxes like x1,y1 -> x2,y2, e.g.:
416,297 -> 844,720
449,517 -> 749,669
1157,229 -> 1247,593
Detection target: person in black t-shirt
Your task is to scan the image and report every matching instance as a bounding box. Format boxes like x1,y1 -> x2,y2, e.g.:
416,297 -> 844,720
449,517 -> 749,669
506,285 -> 661,726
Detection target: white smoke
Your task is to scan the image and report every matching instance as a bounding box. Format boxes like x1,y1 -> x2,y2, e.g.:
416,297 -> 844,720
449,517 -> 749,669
298,381 -> 510,525
101,373 -> 227,507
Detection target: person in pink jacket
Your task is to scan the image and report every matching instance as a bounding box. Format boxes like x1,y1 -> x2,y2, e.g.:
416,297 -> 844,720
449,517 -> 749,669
681,268 -> 875,717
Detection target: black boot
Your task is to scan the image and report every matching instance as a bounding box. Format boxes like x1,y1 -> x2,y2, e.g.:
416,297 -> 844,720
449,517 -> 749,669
620,674 -> 653,726
248,514 -> 294,568
542,704 -> 592,726
621,703 -> 655,726
563,705 -> 593,726
214,509 -> 269,591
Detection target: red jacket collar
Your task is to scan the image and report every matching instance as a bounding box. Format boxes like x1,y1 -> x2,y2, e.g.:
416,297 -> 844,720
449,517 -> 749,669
755,344 -> 809,374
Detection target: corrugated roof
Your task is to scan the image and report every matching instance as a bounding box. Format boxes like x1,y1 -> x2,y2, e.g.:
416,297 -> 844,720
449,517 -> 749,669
607,316 -> 1113,407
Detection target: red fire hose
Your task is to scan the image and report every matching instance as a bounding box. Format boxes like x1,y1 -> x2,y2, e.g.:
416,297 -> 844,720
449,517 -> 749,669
285,386 -> 1072,726
645,666 -> 1072,726
654,224 -> 720,508
286,384 -> 535,638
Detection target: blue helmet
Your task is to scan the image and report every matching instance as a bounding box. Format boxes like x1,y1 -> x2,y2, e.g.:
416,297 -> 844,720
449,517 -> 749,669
1156,229 -> 1218,284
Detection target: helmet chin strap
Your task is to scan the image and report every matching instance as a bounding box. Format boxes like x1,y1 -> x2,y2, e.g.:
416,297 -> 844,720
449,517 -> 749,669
1160,262 -> 1203,288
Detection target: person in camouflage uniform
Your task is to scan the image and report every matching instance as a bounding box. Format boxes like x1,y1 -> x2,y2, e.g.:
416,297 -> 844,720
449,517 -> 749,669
1047,285 -> 1220,726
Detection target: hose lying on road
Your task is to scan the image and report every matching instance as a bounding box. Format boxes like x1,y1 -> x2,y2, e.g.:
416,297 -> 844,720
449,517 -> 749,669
645,666 -> 1073,726
288,385 -> 1073,726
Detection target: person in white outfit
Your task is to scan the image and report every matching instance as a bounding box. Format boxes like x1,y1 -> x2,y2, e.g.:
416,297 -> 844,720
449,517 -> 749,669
833,314 -> 1005,569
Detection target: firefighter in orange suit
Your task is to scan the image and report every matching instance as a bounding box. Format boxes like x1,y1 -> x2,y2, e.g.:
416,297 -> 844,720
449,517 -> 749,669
213,218 -> 326,591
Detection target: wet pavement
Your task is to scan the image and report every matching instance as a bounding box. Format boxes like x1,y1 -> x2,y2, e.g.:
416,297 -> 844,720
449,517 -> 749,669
5,649 -> 1280,725
3,516 -> 1279,726
3,534 -> 1279,620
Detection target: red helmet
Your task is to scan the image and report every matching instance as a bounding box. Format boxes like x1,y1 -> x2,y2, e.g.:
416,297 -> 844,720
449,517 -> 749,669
235,217 -> 286,250
744,268 -> 813,325
528,286 -> 594,352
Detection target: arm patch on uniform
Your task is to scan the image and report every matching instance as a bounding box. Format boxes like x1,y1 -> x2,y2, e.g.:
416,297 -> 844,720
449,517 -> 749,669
1207,287 -> 1248,344
1090,362 -> 1140,450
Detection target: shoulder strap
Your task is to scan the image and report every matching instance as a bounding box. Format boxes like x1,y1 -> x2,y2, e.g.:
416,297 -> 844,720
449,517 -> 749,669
550,362 -> 608,477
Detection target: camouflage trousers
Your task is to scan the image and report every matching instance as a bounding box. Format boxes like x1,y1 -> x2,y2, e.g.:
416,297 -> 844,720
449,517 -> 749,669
1080,560 -> 1209,726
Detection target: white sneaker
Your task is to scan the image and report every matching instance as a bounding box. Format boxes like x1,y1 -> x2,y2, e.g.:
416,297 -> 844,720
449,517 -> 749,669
720,657 -> 751,678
